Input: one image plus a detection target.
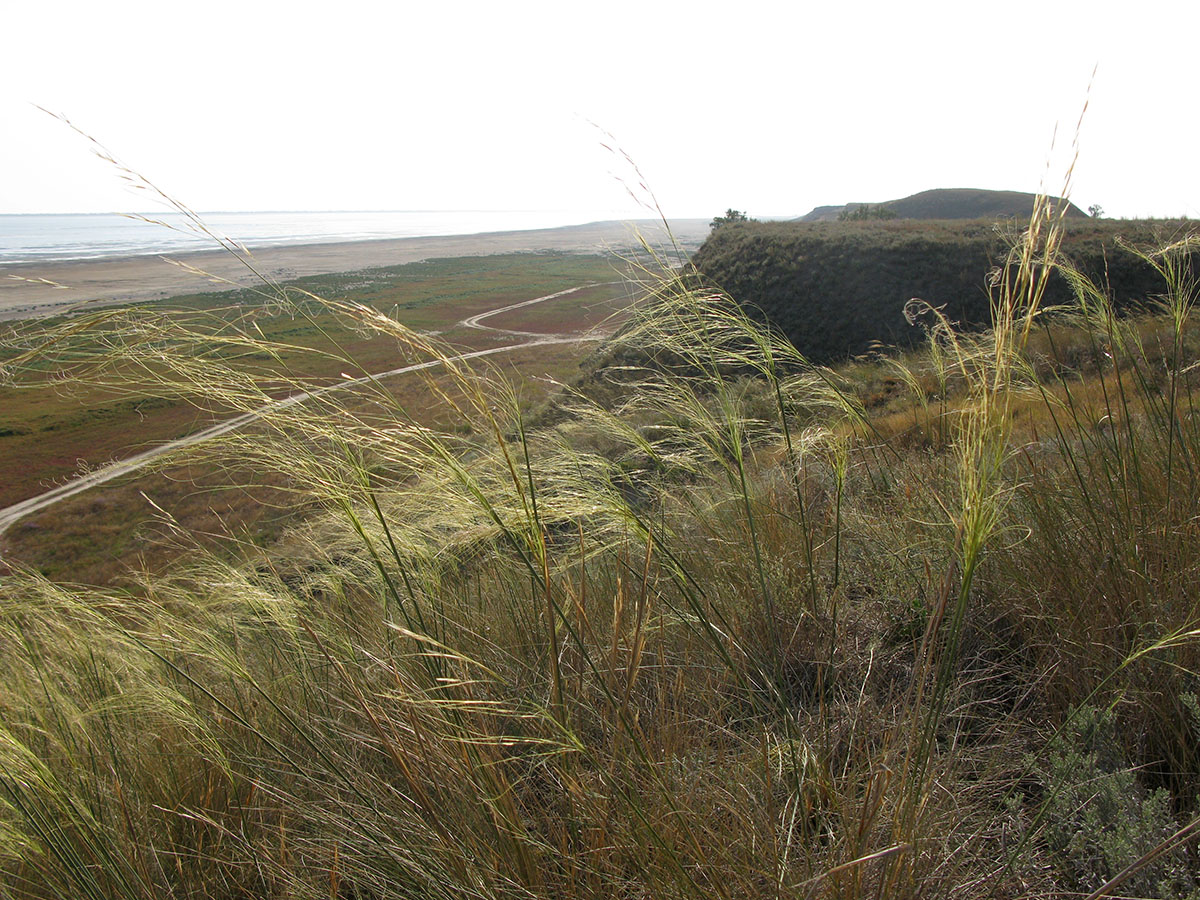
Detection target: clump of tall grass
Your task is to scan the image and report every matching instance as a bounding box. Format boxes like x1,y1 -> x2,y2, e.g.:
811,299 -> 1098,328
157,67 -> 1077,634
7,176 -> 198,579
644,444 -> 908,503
3,184 -> 1200,898
998,233 -> 1200,814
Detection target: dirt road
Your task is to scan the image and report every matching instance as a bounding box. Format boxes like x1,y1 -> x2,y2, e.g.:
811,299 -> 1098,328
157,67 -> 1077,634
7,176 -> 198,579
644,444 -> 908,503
0,284 -> 608,536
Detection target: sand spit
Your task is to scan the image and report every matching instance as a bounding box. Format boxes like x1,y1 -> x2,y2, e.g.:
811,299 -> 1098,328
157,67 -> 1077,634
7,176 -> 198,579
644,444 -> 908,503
0,218 -> 709,322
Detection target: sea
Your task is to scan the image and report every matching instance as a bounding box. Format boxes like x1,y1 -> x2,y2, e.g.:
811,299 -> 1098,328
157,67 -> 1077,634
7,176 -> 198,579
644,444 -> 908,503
0,210 -> 630,265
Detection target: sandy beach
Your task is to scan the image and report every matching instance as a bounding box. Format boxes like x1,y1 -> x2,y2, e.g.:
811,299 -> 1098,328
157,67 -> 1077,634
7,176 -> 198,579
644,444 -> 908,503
0,218 -> 709,322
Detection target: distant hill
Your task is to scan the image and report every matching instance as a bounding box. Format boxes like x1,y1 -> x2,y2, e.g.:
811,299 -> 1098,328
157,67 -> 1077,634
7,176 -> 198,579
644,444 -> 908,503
797,188 -> 1088,222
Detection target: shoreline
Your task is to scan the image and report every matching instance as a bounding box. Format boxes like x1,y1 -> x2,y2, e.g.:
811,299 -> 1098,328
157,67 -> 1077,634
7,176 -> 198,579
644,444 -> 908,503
0,218 -> 709,322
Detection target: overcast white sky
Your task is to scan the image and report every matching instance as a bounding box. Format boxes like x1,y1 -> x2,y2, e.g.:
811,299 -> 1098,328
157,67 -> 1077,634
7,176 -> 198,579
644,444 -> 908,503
3,0 -> 1197,219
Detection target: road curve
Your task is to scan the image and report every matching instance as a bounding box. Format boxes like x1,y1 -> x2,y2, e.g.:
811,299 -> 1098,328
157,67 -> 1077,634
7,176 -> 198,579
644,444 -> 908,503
460,282 -> 620,337
0,284 -> 608,537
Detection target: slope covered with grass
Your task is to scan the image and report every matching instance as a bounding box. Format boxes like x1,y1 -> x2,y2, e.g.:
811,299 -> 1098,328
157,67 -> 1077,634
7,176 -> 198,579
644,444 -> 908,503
692,217 -> 1200,362
2,209 -> 1200,898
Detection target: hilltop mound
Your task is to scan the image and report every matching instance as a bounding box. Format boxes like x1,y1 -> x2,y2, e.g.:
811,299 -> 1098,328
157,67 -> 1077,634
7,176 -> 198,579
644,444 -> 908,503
798,188 -> 1088,222
691,218 -> 1193,362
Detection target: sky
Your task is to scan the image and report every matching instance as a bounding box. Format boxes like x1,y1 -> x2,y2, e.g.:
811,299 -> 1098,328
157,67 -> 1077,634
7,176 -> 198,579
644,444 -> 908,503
3,0 -> 1198,220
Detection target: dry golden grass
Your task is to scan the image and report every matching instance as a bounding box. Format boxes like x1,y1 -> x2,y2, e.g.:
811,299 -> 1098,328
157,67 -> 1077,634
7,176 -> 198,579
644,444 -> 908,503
1,339 -> 596,584
4,194 -> 1200,899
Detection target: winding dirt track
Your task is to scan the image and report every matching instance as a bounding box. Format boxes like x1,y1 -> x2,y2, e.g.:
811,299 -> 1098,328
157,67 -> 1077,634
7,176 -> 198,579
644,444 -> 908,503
0,284 -> 606,537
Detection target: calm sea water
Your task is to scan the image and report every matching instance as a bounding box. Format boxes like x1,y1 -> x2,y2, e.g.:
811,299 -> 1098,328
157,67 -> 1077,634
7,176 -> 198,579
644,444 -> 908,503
0,210 -> 627,265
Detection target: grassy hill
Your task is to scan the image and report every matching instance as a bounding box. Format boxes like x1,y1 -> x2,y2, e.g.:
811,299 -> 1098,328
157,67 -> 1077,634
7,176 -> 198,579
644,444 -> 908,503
692,217 -> 1195,362
798,187 -> 1088,221
4,217 -> 1200,897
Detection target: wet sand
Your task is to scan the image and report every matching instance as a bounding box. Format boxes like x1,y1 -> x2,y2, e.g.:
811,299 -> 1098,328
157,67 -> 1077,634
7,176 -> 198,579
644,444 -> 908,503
0,218 -> 709,321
